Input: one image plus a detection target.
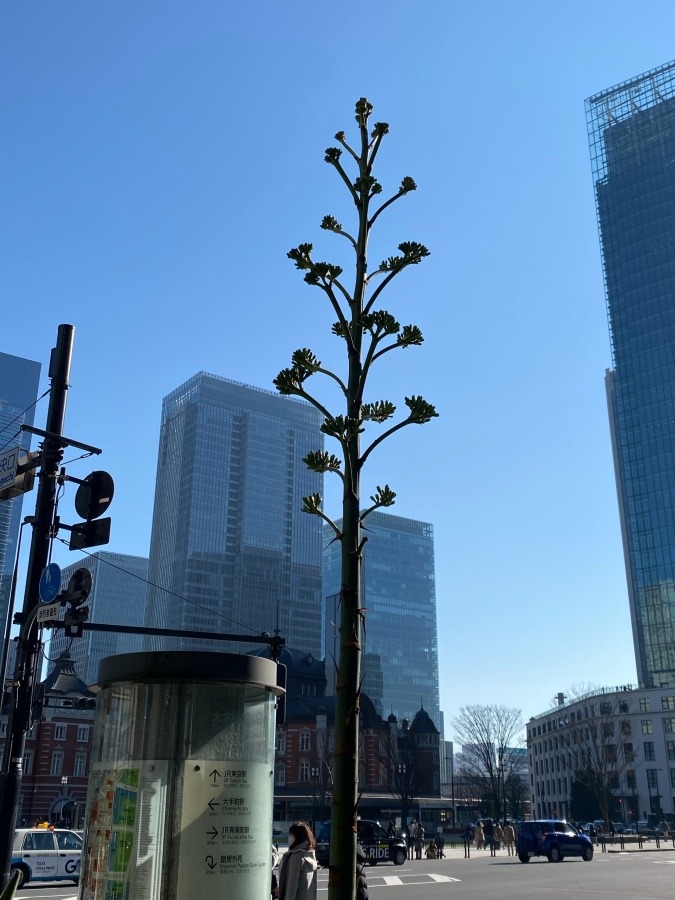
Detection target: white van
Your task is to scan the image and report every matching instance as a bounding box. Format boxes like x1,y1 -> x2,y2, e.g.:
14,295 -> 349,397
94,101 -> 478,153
11,828 -> 82,886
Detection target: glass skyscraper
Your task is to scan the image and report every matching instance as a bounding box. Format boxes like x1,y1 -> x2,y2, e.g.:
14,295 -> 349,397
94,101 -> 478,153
0,352 -> 40,634
587,60 -> 675,687
323,511 -> 440,726
144,373 -> 324,656
47,552 -> 149,685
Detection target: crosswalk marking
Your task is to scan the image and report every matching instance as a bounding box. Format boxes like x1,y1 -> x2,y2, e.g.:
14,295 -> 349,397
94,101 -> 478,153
382,875 -> 404,885
429,873 -> 461,882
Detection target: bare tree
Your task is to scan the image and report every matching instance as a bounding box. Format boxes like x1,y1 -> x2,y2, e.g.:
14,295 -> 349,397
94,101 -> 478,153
378,721 -> 418,833
452,705 -> 523,820
275,98 -> 436,899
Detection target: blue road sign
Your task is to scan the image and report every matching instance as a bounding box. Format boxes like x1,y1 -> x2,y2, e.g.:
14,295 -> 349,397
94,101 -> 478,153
39,563 -> 62,603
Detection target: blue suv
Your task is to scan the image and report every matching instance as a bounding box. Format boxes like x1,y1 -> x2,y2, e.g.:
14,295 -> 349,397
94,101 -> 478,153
516,820 -> 593,863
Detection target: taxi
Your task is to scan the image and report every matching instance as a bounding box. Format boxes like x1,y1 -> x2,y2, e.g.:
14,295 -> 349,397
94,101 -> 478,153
11,828 -> 82,886
316,819 -> 407,866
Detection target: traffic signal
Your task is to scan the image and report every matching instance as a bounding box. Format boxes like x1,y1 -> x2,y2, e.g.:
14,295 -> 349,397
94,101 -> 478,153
60,568 -> 92,637
68,471 -> 114,550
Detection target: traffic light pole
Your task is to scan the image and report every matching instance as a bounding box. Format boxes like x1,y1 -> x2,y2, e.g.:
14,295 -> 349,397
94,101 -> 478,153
0,325 -> 74,889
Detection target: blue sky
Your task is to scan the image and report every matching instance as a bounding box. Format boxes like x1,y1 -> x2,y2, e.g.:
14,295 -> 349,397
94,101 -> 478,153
3,1 -> 675,738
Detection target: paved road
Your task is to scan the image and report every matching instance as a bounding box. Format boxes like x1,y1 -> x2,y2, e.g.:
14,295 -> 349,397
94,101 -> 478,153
15,845 -> 675,899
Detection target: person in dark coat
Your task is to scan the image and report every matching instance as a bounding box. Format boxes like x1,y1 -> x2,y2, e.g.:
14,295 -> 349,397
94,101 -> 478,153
356,844 -> 369,900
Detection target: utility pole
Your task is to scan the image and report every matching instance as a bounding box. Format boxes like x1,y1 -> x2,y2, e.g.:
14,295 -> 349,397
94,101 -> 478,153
0,325 -> 73,889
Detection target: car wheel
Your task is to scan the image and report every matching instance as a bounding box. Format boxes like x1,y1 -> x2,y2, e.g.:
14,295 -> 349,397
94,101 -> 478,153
548,844 -> 561,863
582,844 -> 594,862
394,849 -> 406,866
10,865 -> 28,887
517,851 -> 530,863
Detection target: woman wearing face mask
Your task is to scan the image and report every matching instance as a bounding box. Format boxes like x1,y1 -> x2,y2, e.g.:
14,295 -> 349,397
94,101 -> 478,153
277,822 -> 318,900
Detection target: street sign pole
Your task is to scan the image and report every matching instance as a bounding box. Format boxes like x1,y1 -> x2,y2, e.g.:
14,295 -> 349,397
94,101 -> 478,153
0,325 -> 74,890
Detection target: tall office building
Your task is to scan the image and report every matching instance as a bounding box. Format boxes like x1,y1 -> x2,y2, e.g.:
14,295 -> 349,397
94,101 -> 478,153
323,511 -> 440,726
145,373 -> 324,655
587,60 -> 675,687
0,352 -> 40,634
47,552 -> 149,686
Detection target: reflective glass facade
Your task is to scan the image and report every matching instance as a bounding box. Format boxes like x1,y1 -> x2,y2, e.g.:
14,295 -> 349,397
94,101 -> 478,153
0,352 -> 40,633
48,552 -> 149,685
587,61 -> 675,687
323,511 -> 440,726
145,373 -> 324,656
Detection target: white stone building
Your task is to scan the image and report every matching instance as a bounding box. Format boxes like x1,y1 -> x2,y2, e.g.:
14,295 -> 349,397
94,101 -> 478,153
527,685 -> 675,824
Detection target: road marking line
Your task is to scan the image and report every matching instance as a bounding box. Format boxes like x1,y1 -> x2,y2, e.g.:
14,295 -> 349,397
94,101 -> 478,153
382,875 -> 404,885
429,873 -> 461,882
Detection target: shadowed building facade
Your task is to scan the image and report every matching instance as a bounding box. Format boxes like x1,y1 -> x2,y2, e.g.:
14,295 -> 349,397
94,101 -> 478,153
144,373 -> 324,655
587,60 -> 675,687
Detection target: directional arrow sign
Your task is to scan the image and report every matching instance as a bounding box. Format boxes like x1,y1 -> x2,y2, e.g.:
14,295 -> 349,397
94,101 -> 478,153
209,769 -> 221,784
205,856 -> 216,870
206,827 -> 218,839
207,798 -> 218,811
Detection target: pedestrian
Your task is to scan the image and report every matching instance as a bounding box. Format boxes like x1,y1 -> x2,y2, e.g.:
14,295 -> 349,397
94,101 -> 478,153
356,844 -> 369,900
495,822 -> 504,851
414,823 -> 425,859
387,820 -> 396,838
407,821 -> 416,859
474,821 -> 484,850
278,822 -> 318,900
483,818 -> 495,852
502,821 -> 515,856
436,833 -> 445,859
425,839 -> 438,859
272,844 -> 281,899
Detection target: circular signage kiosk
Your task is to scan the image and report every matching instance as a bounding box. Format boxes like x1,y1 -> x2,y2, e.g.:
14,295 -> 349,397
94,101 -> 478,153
79,651 -> 283,900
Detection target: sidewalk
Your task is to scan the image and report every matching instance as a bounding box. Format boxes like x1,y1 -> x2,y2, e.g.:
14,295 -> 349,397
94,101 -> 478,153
432,840 -> 675,859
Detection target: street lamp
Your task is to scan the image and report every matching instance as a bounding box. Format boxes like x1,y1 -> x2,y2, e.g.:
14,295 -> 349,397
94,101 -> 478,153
398,764 -> 407,836
60,776 -> 68,825
311,767 -> 319,832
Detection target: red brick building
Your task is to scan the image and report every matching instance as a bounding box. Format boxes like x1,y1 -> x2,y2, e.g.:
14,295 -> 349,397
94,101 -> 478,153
1,652 -> 95,827
259,647 -> 441,828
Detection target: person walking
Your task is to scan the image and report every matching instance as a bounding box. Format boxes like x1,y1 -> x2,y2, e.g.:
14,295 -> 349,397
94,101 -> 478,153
414,823 -> 425,859
502,821 -> 515,856
277,822 -> 318,900
494,822 -> 504,852
474,821 -> 484,850
356,844 -> 369,900
436,833 -> 445,859
407,821 -> 416,859
483,818 -> 495,853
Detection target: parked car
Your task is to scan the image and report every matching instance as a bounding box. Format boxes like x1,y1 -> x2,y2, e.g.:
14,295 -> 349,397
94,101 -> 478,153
11,828 -> 82,887
516,820 -> 594,863
316,819 -> 407,867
